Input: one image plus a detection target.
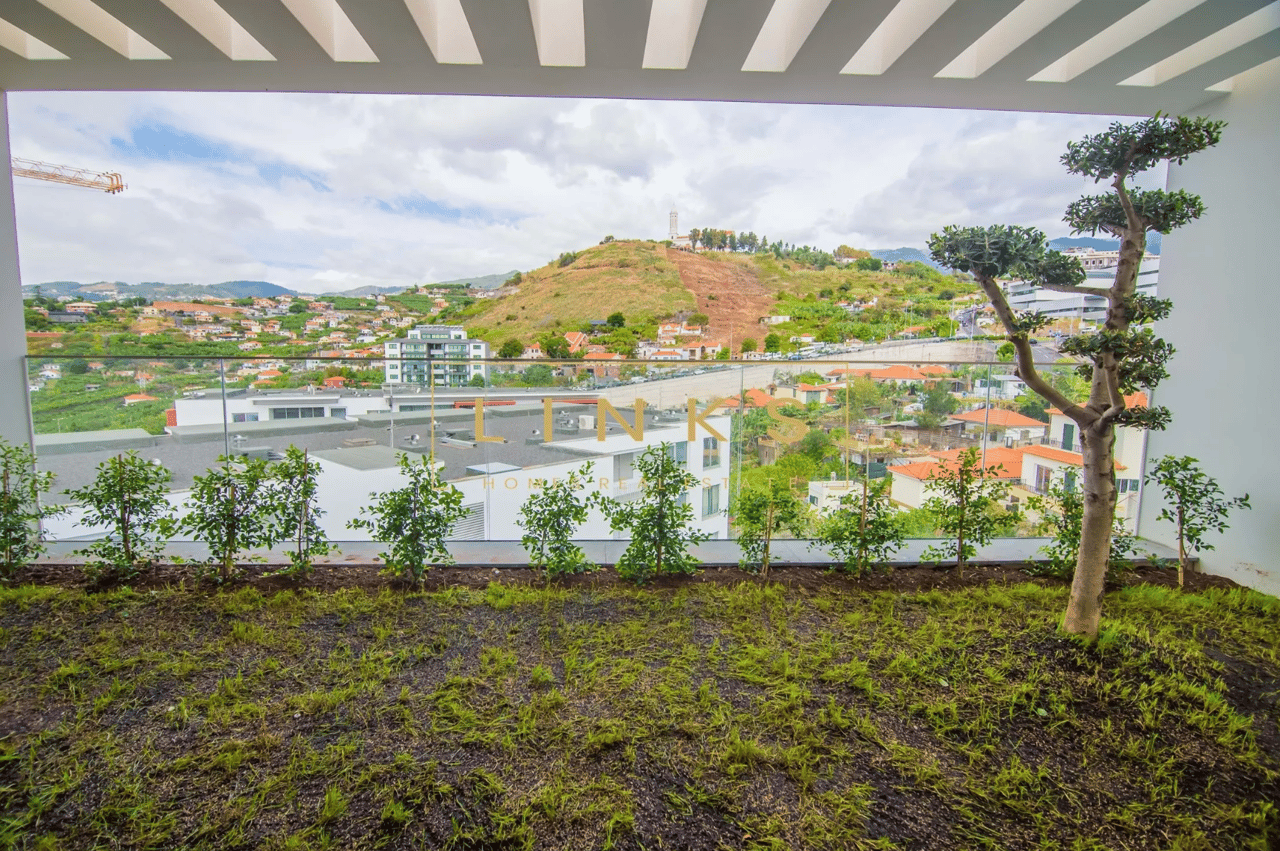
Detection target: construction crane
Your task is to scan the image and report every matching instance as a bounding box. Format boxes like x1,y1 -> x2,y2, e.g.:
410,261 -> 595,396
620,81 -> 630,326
11,157 -> 125,193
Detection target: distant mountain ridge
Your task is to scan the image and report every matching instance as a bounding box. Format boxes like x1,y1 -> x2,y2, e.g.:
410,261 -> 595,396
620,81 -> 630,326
868,234 -> 1160,273
1049,233 -> 1162,254
25,269 -> 521,302
869,247 -> 944,270
24,279 -> 294,301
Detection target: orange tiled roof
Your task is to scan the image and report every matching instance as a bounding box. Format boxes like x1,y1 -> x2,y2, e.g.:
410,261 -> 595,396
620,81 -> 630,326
928,447 -> 1025,477
723,388 -> 772,409
887,462 -> 944,481
871,365 -> 927,381
951,408 -> 1047,428
1023,443 -> 1127,470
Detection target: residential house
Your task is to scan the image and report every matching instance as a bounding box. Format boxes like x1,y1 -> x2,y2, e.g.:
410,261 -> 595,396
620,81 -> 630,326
564,331 -> 589,354
948,407 -> 1047,444
887,447 -> 1027,511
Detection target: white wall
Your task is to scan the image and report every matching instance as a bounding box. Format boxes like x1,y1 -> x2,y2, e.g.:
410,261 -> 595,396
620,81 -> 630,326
1140,58 -> 1280,597
888,472 -> 928,510
0,94 -> 33,447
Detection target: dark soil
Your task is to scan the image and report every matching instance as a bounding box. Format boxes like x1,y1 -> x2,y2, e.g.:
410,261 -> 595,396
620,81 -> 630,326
13,557 -> 1243,596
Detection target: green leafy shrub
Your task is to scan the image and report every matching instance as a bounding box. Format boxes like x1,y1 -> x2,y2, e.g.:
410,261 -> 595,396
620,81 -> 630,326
518,463 -> 599,578
63,451 -> 172,582
176,456 -> 280,584
269,447 -> 332,578
1145,455 -> 1250,588
0,439 -> 63,582
602,444 -> 707,584
813,479 -> 905,576
1025,480 -> 1137,583
921,447 -> 1010,573
348,454 -> 466,587
734,479 -> 807,576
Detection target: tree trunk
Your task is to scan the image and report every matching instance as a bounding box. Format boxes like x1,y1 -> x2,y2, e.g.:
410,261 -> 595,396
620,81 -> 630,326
762,502 -> 774,577
1177,506 -> 1187,589
1062,419 -> 1117,639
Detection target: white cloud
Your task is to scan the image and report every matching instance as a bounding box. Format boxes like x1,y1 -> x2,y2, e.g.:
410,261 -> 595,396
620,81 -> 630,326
8,92 -> 1130,293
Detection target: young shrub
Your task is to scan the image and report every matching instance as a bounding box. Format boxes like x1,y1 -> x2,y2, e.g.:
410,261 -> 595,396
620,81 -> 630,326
921,447 -> 1010,574
348,453 -> 465,588
814,478 -> 905,577
268,446 -> 333,578
176,456 -> 281,584
0,439 -> 63,582
1026,479 -> 1137,583
63,451 -> 172,582
1145,455 -> 1251,588
518,462 -> 598,578
734,478 -> 808,577
602,443 -> 707,585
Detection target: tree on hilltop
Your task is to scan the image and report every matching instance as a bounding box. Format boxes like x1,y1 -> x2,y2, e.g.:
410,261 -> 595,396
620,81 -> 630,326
928,115 -> 1223,639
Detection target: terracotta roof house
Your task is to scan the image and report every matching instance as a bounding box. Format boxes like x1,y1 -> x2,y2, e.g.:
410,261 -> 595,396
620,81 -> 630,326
723,388 -> 773,409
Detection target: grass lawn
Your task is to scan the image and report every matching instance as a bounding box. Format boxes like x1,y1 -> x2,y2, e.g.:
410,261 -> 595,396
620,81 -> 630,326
0,577 -> 1276,849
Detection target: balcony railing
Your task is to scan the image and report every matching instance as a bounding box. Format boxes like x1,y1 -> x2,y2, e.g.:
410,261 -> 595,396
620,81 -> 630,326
24,351 -> 1147,546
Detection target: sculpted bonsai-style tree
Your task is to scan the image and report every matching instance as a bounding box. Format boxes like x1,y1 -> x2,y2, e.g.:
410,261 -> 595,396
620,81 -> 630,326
928,115 -> 1224,639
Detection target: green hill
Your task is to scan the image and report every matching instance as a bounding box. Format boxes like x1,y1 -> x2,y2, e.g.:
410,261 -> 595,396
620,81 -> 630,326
459,240 -> 978,353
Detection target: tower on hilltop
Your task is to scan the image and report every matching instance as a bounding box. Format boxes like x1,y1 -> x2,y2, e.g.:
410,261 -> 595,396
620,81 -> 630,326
669,208 -> 678,240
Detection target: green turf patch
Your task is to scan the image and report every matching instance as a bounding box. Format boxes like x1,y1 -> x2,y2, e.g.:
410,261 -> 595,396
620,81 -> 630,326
0,582 -> 1276,849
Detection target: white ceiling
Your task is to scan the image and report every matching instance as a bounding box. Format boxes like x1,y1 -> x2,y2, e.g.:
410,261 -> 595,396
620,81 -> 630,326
1,0 -> 1277,114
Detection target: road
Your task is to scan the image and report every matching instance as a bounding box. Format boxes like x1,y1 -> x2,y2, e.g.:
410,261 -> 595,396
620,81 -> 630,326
596,338 -> 1064,410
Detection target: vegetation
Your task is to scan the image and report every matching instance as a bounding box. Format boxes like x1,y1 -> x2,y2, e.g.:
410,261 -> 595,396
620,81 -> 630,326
62,452 -> 172,582
814,478 -> 906,576
0,439 -> 62,581
921,448 -> 1011,574
348,454 -> 466,587
176,457 -> 281,584
603,444 -> 708,584
929,115 -> 1223,639
1025,480 -> 1137,584
733,478 -> 808,576
269,447 -> 333,579
518,464 -> 600,578
0,580 -> 1275,849
1146,455 -> 1251,588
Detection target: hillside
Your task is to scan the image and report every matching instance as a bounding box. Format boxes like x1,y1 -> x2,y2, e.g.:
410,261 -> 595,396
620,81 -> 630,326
465,241 -> 693,343
465,241 -> 977,351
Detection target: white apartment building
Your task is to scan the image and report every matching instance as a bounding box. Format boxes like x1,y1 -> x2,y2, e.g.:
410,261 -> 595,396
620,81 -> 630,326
1004,256 -> 1160,325
384,325 -> 489,387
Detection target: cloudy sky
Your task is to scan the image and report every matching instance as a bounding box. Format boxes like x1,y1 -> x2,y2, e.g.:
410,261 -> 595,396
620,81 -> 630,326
7,91 -> 1144,294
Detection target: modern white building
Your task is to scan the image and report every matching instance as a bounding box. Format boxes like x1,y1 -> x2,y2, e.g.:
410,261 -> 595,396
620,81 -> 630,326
311,412 -> 731,542
0,2 -> 1275,592
1004,257 -> 1160,325
384,325 -> 488,387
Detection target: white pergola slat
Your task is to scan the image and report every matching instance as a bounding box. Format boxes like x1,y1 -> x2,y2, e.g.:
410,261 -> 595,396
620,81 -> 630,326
0,0 -> 1272,115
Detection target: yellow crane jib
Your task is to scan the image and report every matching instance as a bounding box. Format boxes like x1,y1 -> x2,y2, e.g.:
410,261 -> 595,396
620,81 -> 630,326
11,157 -> 125,194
